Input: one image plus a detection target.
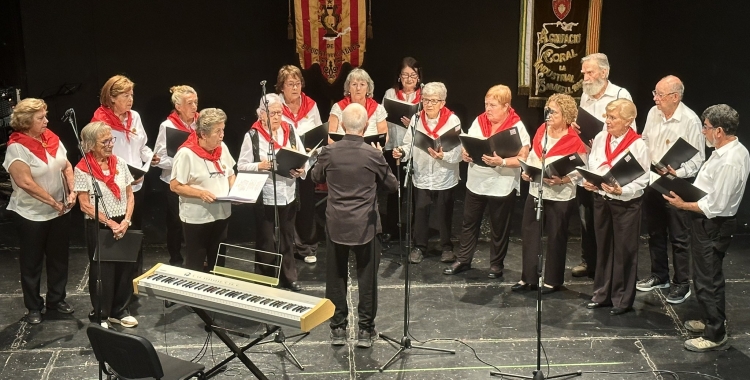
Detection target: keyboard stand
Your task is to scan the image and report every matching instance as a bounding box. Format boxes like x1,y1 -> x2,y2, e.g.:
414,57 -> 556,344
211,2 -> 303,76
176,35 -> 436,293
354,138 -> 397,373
193,307 -> 277,379
256,325 -> 309,370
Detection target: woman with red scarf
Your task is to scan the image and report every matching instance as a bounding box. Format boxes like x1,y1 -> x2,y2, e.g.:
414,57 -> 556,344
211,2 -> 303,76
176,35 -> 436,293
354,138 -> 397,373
238,94 -> 307,292
328,68 -> 388,142
74,121 -> 137,328
513,94 -> 587,294
275,65 -> 323,264
444,85 -> 531,277
381,57 -> 422,245
392,82 -> 461,264
582,99 -> 650,315
170,109 -> 236,274
153,85 -> 199,267
3,98 -> 77,324
93,75 -> 159,277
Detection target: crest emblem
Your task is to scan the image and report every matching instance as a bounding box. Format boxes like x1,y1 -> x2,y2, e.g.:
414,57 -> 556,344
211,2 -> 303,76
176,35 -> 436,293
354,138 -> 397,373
552,0 -> 572,21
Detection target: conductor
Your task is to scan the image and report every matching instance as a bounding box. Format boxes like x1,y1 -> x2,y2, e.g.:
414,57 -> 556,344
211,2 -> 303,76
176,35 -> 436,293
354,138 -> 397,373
311,103 -> 399,348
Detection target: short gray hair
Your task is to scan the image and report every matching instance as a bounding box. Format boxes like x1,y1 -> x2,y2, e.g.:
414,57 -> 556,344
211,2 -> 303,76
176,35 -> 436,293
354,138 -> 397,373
80,121 -> 111,153
422,82 -> 447,100
344,68 -> 375,97
196,108 -> 227,138
256,93 -> 283,118
702,104 -> 739,136
582,53 -> 610,79
170,85 -> 197,106
341,103 -> 367,134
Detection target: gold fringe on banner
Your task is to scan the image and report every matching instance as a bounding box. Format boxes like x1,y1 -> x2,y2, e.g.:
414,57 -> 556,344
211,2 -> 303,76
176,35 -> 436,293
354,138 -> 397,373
586,0 -> 603,54
366,0 -> 373,38
287,0 -> 294,40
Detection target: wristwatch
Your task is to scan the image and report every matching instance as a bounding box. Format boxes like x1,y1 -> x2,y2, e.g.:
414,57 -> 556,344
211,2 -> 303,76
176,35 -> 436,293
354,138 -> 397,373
123,219 -> 132,226
500,158 -> 507,167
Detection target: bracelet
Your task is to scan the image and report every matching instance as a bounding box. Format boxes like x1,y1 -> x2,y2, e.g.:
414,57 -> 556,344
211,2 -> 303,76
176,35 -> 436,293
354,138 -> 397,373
123,219 -> 132,226
500,158 -> 507,167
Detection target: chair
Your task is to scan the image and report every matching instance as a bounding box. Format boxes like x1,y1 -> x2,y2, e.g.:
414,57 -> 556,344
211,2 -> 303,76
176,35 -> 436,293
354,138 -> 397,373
86,323 -> 205,380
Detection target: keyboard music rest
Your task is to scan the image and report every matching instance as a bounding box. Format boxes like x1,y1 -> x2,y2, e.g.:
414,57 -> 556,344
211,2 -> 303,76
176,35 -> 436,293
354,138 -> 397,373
133,263 -> 334,332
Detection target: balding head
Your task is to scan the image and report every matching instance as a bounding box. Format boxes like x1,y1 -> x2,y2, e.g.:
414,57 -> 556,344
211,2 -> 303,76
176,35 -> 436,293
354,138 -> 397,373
653,75 -> 684,115
341,103 -> 367,135
659,75 -> 685,100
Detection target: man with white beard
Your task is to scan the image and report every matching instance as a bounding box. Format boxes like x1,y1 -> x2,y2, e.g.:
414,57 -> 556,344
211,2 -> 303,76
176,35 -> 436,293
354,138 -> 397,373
570,53 -> 636,278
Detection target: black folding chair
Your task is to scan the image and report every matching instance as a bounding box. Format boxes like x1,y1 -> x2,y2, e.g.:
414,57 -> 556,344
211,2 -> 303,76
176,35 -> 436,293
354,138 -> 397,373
86,323 -> 205,380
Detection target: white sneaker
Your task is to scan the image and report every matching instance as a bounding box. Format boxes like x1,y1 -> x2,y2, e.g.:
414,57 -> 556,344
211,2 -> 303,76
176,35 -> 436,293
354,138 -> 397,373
684,336 -> 729,352
100,321 -> 109,329
108,315 -> 138,328
304,255 -> 317,264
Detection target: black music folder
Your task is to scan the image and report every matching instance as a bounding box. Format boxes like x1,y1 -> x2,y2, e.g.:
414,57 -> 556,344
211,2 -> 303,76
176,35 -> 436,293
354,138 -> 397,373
298,122 -> 329,151
413,125 -> 462,154
519,159 -> 550,182
576,151 -> 645,188
519,153 -> 585,182
329,132 -> 387,147
166,128 -> 191,157
652,137 -> 700,172
383,98 -> 418,126
127,164 -> 147,181
273,145 -> 319,179
650,174 -> 707,202
94,229 -> 143,262
458,126 -> 523,167
576,107 -> 604,144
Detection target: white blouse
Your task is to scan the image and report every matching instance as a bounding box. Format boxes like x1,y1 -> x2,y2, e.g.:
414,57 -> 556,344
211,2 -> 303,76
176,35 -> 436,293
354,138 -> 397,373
109,110 -> 154,192
280,96 -> 323,132
171,143 -> 236,224
74,156 -> 134,218
399,113 -> 462,191
585,131 -> 650,201
464,118 -> 531,197
3,142 -> 71,221
329,101 -> 387,137
153,118 -> 197,184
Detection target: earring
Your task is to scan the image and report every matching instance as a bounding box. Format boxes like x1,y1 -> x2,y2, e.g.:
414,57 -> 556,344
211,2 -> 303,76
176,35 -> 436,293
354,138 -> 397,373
397,77 -> 401,83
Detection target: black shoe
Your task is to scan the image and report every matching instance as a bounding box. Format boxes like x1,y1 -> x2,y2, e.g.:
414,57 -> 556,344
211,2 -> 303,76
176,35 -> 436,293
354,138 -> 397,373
357,328 -> 378,348
586,301 -> 612,309
440,250 -> 456,263
487,267 -> 503,279
443,262 -> 471,275
331,327 -> 347,346
409,248 -> 424,264
287,282 -> 303,292
26,310 -> 42,324
541,285 -> 559,295
48,301 -> 74,314
511,282 -> 530,292
610,307 -> 632,316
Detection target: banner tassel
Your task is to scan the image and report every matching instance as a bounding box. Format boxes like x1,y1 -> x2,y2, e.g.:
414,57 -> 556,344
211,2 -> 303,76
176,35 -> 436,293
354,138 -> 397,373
287,0 -> 294,40
367,0 -> 373,38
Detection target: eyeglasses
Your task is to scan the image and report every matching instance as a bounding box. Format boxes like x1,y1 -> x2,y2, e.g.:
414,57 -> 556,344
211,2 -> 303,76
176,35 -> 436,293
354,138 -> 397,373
204,160 -> 225,178
400,73 -> 419,79
702,124 -> 719,131
652,90 -> 677,98
285,82 -> 302,88
422,98 -> 445,105
99,137 -> 117,146
267,111 -> 283,117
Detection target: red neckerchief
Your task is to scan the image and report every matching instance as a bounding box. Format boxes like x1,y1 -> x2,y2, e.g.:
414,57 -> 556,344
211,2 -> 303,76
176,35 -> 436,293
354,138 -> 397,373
167,111 -> 196,133
251,120 -> 290,151
396,88 -> 421,104
477,107 -> 521,137
178,131 -> 224,174
336,97 -> 378,119
532,124 -> 587,158
7,129 -> 61,164
92,106 -> 134,141
600,128 -> 641,168
75,153 -> 121,200
281,92 -> 316,129
420,107 -> 454,138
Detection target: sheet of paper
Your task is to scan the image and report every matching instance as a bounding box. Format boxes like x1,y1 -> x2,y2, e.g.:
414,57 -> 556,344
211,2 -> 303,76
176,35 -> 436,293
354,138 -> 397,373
216,172 -> 269,203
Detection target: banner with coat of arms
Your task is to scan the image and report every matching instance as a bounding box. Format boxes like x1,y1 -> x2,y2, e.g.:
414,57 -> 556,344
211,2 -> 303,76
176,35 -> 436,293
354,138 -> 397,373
518,0 -> 603,107
294,0 -> 367,84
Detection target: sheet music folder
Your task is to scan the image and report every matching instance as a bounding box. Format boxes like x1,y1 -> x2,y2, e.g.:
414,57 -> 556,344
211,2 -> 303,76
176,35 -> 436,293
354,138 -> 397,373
413,125 -> 462,154
653,137 -> 700,172
458,127 -> 523,167
650,174 -> 707,202
94,230 -> 143,262
329,132 -> 387,147
383,98 -> 418,126
576,151 -> 645,188
519,153 -> 584,182
166,128 -> 191,157
298,122 -> 329,150
576,107 -> 603,144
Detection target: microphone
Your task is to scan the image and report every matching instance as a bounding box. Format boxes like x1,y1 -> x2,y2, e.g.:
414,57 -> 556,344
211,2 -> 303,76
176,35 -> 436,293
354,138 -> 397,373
61,108 -> 74,122
543,107 -> 551,121
260,80 -> 267,86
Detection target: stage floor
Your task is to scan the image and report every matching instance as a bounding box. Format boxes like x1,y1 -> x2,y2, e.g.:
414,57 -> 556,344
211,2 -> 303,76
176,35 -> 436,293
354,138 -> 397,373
1,186 -> 749,380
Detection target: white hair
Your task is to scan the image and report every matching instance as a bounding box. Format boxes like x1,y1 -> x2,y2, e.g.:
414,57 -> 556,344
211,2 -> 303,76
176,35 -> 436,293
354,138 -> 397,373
582,53 -> 610,78
80,121 -> 111,153
341,103 -> 367,134
344,68 -> 375,97
196,108 -> 227,137
422,82 -> 447,100
256,93 -> 283,118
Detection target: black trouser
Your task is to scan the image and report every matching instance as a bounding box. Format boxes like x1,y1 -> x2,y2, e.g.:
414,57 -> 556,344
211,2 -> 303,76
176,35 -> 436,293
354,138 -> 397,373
130,187 -> 146,277
326,236 -> 380,331
182,218 -> 229,273
591,194 -> 641,309
521,195 -> 576,287
13,212 -> 70,311
255,203 -> 298,285
690,214 -> 736,342
645,186 -> 691,285
413,186 -> 455,252
85,216 -> 133,319
383,152 -> 404,237
577,190 -> 597,277
294,176 -> 318,257
457,189 -> 517,270
163,180 -> 184,266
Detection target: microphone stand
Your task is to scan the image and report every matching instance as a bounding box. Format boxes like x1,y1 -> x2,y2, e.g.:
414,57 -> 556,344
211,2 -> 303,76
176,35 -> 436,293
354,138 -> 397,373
379,89 -> 456,372
491,112 -> 580,380
65,110 -> 111,329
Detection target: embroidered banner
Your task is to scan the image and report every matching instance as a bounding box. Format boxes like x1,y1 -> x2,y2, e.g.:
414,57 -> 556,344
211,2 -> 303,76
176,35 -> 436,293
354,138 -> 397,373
294,0 -> 367,84
518,0 -> 602,107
